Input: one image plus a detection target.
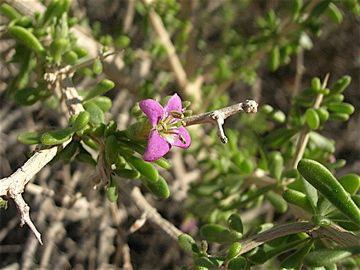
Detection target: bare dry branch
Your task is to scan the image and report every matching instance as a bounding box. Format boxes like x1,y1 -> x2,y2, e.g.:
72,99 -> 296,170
182,100 -> 258,143
0,73 -> 85,244
130,187 -> 183,241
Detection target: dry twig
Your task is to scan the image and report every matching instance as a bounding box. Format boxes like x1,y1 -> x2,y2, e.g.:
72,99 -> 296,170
183,99 -> 258,143
0,72 -> 84,244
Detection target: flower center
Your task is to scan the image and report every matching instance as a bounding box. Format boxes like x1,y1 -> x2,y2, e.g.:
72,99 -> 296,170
156,113 -> 181,144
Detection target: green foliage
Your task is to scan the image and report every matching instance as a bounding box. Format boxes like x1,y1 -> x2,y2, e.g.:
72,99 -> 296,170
106,176 -> 119,202
141,175 -> 170,199
303,247 -> 360,267
298,159 -> 360,225
183,58 -> 358,270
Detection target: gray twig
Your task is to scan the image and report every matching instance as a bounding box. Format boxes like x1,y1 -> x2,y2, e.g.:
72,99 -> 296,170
182,100 -> 258,143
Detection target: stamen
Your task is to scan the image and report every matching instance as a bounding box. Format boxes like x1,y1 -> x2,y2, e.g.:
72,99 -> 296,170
179,135 -> 187,144
160,122 -> 167,131
170,110 -> 184,119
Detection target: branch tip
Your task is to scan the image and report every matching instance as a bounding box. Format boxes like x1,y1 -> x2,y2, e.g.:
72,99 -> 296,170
182,99 -> 258,143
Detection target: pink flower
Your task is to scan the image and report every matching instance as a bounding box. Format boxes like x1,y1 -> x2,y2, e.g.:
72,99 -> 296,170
139,94 -> 191,161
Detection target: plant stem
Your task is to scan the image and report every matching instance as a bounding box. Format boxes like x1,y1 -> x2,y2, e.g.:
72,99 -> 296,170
290,74 -> 329,169
182,100 -> 258,143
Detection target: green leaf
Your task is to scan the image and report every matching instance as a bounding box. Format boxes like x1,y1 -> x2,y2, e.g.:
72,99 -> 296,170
311,0 -> 331,18
8,26 -> 45,54
114,35 -> 131,50
73,46 -> 88,58
227,214 -> 243,234
261,104 -> 274,115
178,233 -> 200,253
263,128 -> 298,148
17,131 -> 42,145
62,50 -> 78,65
269,46 -> 280,71
42,0 -> 61,26
200,224 -> 236,243
59,140 -> 78,163
228,257 -> 247,270
125,154 -> 159,182
75,152 -> 97,167
327,102 -> 355,115
266,238 -> 309,260
338,174 -> 360,195
0,3 -> 21,20
85,103 -> 105,125
90,123 -> 106,137
268,151 -> 283,181
279,241 -> 313,269
266,191 -> 288,213
269,109 -> 286,123
305,108 -> 320,130
84,96 -> 112,112
329,75 -> 351,95
113,168 -> 140,179
104,120 -> 117,137
315,107 -> 329,122
105,135 -> 120,165
14,87 -> 40,106
323,94 -> 344,104
297,159 -> 360,224
40,127 -> 73,145
326,3 -> 343,23
303,247 -> 360,267
248,247 -> 268,264
309,131 -> 335,153
282,189 -> 314,214
152,157 -> 171,169
71,111 -> 90,132
282,168 -> 299,179
328,112 -> 350,121
226,242 -> 242,260
106,177 -> 118,202
49,38 -> 69,64
311,77 -> 321,92
93,58 -> 103,75
194,257 -> 224,270
141,175 -> 170,199
82,136 -> 99,150
84,79 -> 115,101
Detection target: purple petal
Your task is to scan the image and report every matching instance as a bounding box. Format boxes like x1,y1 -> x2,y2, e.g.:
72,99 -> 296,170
139,99 -> 164,126
143,130 -> 171,161
164,93 -> 182,114
173,126 -> 191,148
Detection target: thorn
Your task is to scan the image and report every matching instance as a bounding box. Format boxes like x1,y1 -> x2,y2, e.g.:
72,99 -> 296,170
212,111 -> 228,144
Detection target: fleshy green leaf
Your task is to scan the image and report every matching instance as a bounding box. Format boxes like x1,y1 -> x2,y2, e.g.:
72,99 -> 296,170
178,234 -> 200,253
298,159 -> 360,224
141,175 -> 170,199
303,247 -> 360,267
40,127 -> 73,145
17,131 -> 42,145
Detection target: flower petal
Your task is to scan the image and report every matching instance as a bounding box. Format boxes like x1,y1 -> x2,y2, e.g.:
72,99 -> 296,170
143,130 -> 171,161
139,99 -> 164,126
164,93 -> 182,114
173,126 -> 191,148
